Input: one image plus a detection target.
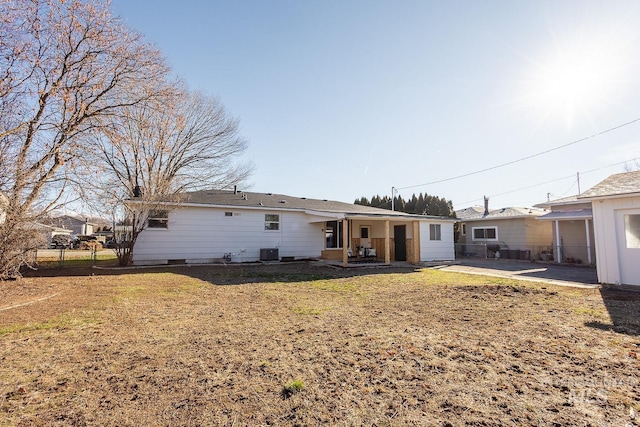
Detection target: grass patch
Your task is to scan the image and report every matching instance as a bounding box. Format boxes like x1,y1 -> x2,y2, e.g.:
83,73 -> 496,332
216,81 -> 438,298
292,306 -> 323,315
282,379 -> 304,398
0,313 -> 101,337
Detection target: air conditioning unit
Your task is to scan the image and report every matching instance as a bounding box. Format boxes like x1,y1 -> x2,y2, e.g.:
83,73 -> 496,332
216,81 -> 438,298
260,248 -> 279,261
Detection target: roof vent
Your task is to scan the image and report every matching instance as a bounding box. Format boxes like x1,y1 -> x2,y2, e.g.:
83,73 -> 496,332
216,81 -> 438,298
266,193 -> 272,195
300,197 -> 306,200
258,201 -> 263,206
279,200 -> 286,204
242,194 -> 247,200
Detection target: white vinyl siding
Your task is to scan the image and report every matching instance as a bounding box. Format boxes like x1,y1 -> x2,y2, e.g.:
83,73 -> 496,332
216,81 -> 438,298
133,207 -> 324,264
591,197 -> 640,286
420,222 -> 454,261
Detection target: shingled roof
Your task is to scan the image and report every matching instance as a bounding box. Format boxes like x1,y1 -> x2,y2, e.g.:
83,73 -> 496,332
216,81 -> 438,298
146,189 -> 454,220
579,170 -> 640,199
456,206 -> 547,221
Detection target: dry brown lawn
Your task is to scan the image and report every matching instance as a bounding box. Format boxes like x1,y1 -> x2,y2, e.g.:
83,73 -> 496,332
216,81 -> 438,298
1,262 -> 639,426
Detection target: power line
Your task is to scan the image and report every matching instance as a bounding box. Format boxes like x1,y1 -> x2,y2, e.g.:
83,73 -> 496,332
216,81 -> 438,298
396,117 -> 640,191
452,156 -> 640,207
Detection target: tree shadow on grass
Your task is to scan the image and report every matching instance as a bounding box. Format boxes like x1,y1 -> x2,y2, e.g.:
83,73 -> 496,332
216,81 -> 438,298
585,287 -> 640,337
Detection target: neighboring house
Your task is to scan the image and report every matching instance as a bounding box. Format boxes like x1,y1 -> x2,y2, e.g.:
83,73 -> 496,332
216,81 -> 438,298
129,190 -> 457,266
534,195 -> 595,264
50,215 -> 95,235
578,170 -> 640,286
456,197 -> 552,260
28,223 -> 73,248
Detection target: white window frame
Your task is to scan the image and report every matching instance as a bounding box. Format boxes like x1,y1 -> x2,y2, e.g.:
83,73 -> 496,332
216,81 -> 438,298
429,224 -> 442,241
325,220 -> 345,249
147,210 -> 169,229
472,226 -> 498,241
264,214 -> 280,231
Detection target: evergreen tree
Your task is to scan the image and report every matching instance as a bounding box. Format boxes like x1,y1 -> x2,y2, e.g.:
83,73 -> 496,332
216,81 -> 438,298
354,192 -> 456,217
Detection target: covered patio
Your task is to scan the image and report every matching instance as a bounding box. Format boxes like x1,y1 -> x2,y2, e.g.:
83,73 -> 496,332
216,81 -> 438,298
536,208 -> 595,265
315,213 -> 450,267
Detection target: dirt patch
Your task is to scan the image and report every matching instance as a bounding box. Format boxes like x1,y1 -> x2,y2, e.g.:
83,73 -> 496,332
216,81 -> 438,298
1,263 -> 639,426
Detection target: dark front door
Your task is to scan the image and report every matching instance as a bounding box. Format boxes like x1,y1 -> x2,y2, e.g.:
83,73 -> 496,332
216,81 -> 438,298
394,225 -> 407,261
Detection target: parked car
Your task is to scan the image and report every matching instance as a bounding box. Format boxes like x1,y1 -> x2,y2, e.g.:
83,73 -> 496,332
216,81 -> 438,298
104,240 -> 116,249
49,234 -> 73,249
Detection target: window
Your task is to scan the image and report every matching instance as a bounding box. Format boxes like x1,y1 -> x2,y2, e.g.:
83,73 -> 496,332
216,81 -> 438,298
265,214 -> 280,230
472,226 -> 497,240
430,224 -> 441,241
147,210 -> 168,228
461,224 -> 466,236
625,214 -> 640,249
360,226 -> 369,238
225,212 -> 233,217
325,220 -> 344,248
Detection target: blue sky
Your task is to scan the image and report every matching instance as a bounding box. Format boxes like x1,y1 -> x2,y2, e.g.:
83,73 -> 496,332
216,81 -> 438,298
110,0 -> 640,210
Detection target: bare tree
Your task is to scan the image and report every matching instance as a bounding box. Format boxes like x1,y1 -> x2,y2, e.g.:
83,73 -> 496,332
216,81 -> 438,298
0,0 -> 169,278
84,88 -> 253,266
623,160 -> 640,172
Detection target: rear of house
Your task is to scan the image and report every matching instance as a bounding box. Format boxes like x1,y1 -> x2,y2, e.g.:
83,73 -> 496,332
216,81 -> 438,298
456,198 -> 552,260
132,190 -> 456,266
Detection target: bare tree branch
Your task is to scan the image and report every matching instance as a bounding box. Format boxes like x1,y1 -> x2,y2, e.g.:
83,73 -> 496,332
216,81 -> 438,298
0,0 -> 170,278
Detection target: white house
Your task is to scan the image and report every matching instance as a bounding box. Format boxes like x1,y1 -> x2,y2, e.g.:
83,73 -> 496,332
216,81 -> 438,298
578,170 -> 640,286
130,190 -> 456,266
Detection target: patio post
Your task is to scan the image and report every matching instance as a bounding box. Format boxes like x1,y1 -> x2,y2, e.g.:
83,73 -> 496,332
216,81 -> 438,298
342,218 -> 348,267
585,219 -> 592,264
555,220 -> 561,263
384,220 -> 390,264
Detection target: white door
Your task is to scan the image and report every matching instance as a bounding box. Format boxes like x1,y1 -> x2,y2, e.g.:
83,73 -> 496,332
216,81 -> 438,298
616,209 -> 640,285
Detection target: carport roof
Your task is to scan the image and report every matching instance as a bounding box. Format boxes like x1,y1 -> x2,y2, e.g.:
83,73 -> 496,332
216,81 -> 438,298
536,209 -> 593,221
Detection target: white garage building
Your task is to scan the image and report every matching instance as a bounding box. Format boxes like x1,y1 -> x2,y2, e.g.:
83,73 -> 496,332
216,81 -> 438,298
579,171 -> 640,286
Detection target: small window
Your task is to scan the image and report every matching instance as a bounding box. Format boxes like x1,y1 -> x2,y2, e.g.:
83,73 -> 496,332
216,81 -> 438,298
472,226 -> 498,241
148,210 -> 168,229
430,224 -> 441,241
461,224 -> 466,236
225,212 -> 233,217
625,214 -> 640,249
360,227 -> 369,238
265,214 -> 280,230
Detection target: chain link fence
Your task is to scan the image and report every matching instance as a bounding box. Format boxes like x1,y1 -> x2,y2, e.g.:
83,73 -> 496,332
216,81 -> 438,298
455,243 -> 595,265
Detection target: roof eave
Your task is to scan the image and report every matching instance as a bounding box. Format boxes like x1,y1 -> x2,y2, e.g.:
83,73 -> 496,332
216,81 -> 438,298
578,191 -> 640,201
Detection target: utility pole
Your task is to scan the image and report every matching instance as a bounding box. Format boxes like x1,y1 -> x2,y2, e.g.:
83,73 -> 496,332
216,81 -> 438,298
391,187 -> 395,211
577,172 -> 581,195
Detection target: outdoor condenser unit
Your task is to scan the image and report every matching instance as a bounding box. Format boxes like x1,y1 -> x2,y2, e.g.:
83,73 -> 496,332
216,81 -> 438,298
260,248 -> 279,261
